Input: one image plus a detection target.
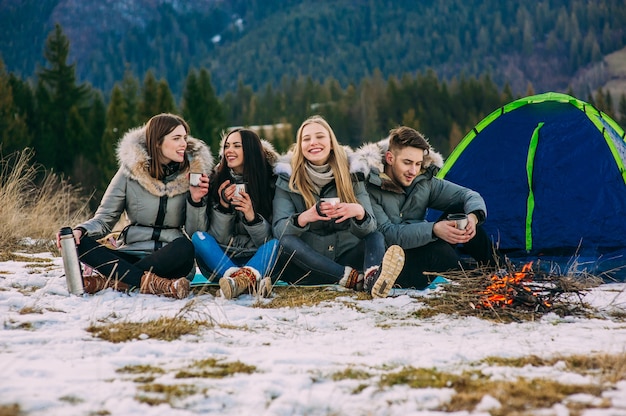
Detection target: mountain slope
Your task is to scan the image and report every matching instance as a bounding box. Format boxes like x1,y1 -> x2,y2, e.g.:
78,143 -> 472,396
1,0 -> 626,97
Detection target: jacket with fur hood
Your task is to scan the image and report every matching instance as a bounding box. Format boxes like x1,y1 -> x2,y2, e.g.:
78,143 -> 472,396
272,146 -> 376,261
357,138 -> 486,250
76,126 -> 214,254
206,138 -> 279,259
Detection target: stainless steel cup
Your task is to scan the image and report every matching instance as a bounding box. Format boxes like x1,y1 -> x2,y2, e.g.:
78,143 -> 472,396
189,172 -> 202,186
234,183 -> 247,197
447,213 -> 468,230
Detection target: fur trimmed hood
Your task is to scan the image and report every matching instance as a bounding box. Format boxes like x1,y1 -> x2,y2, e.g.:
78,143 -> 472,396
217,134 -> 280,167
273,145 -> 371,177
354,138 -> 444,194
116,126 -> 214,197
353,138 -> 444,175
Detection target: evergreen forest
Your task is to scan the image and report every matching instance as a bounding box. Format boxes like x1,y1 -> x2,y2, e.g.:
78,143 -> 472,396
1,0 -> 626,206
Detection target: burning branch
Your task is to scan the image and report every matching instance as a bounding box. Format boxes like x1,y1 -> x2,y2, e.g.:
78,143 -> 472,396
420,260 -> 603,322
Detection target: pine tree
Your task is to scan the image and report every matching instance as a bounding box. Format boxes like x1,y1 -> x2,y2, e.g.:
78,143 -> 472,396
138,70 -> 159,122
34,23 -> 90,174
594,88 -> 607,113
604,89 -> 614,117
156,78 -> 177,114
0,59 -> 29,154
99,85 -> 128,191
618,93 -> 626,127
181,68 -> 226,151
74,90 -> 107,196
120,68 -> 140,127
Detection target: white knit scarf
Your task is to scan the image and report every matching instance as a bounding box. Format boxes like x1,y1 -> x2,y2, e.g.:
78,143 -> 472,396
304,161 -> 334,194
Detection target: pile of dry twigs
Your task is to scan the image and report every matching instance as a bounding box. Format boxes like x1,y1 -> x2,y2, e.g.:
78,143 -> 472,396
420,259 -> 604,322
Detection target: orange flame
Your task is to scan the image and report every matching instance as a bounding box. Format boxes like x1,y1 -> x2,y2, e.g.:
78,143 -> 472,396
478,262 -> 536,309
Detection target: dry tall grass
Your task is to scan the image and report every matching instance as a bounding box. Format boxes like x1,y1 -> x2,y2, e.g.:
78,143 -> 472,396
0,148 -> 91,251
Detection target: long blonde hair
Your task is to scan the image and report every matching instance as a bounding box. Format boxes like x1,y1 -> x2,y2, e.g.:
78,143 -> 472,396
289,115 -> 357,208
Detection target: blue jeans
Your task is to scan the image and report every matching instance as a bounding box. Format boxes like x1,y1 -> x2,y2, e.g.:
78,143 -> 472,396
192,231 -> 280,281
278,231 -> 386,285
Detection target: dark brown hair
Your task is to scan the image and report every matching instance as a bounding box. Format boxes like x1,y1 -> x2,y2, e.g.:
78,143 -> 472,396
145,113 -> 190,178
211,128 -> 275,220
387,126 -> 430,156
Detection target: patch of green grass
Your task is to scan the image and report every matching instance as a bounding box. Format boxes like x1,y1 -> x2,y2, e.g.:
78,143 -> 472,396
18,306 -> 43,315
135,383 -> 204,407
216,322 -> 250,331
380,366 -> 466,389
175,357 -> 256,379
607,310 -> 626,321
4,320 -> 33,330
378,366 -> 605,414
331,367 -> 373,381
481,352 -> 626,384
256,286 -> 369,309
0,403 -> 22,416
132,376 -> 156,383
87,316 -> 211,343
58,395 -> 83,404
116,364 -> 166,375
0,253 -> 52,263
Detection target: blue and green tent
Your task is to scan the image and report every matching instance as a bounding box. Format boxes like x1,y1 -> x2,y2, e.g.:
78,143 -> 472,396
432,92 -> 626,279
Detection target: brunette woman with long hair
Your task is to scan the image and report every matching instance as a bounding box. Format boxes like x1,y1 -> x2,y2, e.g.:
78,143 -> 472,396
56,113 -> 213,298
192,128 -> 280,299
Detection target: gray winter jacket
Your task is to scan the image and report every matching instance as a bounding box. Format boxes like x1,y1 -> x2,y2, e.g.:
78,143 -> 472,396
76,126 -> 214,255
272,147 -> 377,260
207,140 -> 279,259
357,139 -> 487,250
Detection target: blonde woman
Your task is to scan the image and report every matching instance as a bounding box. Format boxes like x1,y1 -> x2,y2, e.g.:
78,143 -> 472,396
272,115 -> 404,298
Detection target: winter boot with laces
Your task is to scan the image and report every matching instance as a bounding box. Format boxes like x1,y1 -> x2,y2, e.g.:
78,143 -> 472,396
219,266 -> 261,300
82,272 -> 130,294
139,271 -> 190,299
338,267 -> 361,289
367,245 -> 405,298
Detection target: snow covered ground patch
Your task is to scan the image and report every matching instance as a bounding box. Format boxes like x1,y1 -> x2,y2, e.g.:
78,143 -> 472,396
1,251 -> 626,415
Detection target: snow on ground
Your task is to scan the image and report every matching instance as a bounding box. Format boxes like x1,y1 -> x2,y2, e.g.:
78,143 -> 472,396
1,251 -> 626,416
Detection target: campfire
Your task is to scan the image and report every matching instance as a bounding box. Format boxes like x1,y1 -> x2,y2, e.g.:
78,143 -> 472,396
421,260 -> 603,322
477,262 -> 552,311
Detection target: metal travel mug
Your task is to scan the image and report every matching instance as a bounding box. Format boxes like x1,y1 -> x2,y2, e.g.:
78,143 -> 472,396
447,213 -> 468,230
59,227 -> 84,295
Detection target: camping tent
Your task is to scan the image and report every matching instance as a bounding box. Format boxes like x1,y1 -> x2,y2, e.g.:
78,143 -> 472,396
431,92 -> 626,279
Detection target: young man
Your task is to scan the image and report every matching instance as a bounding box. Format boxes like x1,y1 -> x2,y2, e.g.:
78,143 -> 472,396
362,126 -> 498,289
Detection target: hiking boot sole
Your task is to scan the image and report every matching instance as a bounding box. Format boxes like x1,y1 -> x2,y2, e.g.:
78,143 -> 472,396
173,278 -> 190,299
371,245 -> 405,299
258,276 -> 273,298
219,277 -> 235,300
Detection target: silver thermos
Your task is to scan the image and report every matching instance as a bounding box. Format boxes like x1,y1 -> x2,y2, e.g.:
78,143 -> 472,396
59,227 -> 84,295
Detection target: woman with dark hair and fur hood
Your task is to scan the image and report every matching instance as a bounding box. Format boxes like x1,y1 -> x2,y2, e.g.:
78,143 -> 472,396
56,113 -> 213,299
360,126 -> 498,290
272,115 -> 405,298
192,128 -> 280,300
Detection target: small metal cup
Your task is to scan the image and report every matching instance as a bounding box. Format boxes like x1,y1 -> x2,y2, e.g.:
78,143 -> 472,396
320,197 -> 340,206
447,213 -> 468,230
234,183 -> 247,197
189,172 -> 202,186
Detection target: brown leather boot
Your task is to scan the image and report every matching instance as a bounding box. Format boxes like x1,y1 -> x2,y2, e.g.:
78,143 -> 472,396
82,274 -> 109,294
219,266 -> 260,299
339,267 -> 360,289
82,273 -> 130,294
140,271 -> 190,299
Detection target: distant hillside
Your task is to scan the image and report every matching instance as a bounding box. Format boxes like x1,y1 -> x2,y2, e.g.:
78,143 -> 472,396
1,0 -> 626,98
